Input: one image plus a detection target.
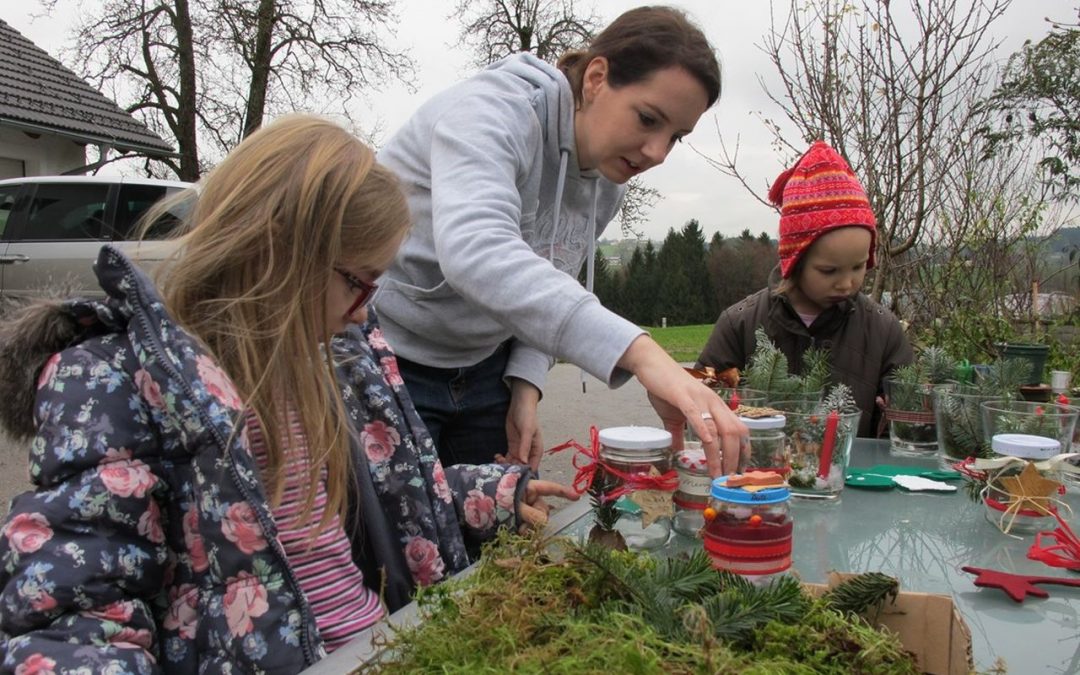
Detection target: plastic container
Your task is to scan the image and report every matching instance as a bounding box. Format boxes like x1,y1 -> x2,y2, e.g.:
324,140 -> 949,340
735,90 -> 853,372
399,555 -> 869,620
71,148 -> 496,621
598,426 -> 674,550
702,475 -> 792,583
672,445 -> 710,537
739,413 -> 788,475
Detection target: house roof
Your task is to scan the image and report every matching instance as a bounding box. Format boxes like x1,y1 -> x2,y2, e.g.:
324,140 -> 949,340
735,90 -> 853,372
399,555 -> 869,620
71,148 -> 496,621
0,19 -> 174,157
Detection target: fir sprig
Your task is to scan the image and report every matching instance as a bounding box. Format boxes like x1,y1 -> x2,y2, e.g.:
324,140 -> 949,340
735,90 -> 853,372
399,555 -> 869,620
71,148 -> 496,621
745,327 -> 832,397
821,571 -> 900,619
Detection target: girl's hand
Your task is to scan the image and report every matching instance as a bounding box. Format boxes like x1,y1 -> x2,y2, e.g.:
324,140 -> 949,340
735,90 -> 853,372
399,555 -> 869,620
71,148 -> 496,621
502,378 -> 544,472
518,479 -> 579,530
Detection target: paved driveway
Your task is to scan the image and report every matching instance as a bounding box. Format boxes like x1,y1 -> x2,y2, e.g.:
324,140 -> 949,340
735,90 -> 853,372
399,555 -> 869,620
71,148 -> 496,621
0,363 -> 665,517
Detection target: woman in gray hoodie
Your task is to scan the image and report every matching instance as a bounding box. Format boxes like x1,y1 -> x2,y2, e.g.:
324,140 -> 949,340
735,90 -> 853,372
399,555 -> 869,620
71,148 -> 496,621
374,6 -> 746,477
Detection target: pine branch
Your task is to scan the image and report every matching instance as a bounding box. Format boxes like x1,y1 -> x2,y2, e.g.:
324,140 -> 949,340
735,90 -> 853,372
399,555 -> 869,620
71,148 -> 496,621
702,574 -> 809,645
821,572 -> 899,618
922,347 -> 958,384
745,327 -> 793,394
978,358 -> 1031,395
823,383 -> 857,411
799,346 -> 832,394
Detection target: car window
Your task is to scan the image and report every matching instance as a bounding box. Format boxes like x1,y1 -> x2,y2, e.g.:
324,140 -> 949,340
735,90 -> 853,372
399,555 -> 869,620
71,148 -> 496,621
22,183 -> 111,240
114,184 -> 186,240
0,185 -> 18,239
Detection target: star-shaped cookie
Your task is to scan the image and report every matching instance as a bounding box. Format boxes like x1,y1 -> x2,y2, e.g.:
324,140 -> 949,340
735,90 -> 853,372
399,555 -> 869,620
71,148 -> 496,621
999,462 -> 1061,516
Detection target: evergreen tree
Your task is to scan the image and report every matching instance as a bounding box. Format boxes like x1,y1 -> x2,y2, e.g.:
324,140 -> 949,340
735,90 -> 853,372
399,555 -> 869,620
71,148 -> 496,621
709,231 -> 724,252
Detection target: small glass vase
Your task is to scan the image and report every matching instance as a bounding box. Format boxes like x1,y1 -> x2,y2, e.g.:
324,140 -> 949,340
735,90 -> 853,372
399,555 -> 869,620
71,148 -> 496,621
884,378 -> 949,457
981,399 -> 1079,460
933,386 -> 997,471
770,401 -> 861,500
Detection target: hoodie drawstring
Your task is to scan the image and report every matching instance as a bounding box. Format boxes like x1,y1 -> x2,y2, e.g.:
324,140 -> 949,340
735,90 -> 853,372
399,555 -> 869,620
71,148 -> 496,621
548,150 -> 569,261
581,184 -> 600,393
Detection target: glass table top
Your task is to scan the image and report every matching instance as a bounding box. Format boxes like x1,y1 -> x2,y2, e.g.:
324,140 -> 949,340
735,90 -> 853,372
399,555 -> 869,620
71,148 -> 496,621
306,439 -> 1080,674
547,439 -> 1080,674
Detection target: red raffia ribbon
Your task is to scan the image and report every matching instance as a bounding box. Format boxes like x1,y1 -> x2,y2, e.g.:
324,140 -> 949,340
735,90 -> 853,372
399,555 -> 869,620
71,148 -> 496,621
952,457 -> 987,481
817,411 -> 839,479
547,426 -> 679,503
1029,510 -> 1080,571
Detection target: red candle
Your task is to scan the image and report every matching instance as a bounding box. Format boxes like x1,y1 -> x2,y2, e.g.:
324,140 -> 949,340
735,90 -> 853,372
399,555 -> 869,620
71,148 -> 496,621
817,411 -> 839,479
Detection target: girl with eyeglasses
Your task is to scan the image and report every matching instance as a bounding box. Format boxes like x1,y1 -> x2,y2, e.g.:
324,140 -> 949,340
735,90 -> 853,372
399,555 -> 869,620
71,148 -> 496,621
0,114 -> 576,673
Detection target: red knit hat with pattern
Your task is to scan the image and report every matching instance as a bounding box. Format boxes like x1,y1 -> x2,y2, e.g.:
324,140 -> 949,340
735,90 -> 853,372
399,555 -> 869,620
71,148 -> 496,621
771,140 -> 877,278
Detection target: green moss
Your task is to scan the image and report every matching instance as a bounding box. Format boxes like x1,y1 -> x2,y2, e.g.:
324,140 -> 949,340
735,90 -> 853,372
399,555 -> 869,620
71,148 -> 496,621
360,533 -> 920,674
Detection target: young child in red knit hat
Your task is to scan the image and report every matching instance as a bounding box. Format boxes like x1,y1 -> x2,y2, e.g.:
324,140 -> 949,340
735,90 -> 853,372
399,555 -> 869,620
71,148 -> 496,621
696,140 -> 913,437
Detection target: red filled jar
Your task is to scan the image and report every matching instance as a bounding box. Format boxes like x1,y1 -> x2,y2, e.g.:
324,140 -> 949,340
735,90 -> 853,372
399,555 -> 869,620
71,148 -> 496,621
702,476 -> 792,583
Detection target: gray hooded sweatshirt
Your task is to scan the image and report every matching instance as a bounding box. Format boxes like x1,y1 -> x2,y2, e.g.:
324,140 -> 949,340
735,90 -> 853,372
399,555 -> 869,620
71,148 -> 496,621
375,53 -> 645,393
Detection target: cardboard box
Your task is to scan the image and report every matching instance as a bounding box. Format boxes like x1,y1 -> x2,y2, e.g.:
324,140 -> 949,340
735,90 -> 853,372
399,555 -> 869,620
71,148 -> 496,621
804,572 -> 973,675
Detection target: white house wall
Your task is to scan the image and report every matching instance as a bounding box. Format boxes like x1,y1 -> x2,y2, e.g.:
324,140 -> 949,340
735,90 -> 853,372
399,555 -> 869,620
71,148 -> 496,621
0,128 -> 85,177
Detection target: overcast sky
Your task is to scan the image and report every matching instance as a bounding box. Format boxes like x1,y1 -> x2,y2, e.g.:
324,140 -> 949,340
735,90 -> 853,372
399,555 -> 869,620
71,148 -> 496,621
5,0 -> 1072,241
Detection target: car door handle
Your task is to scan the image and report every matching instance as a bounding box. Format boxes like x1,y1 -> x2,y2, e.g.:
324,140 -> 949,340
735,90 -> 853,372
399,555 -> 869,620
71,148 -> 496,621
0,254 -> 30,264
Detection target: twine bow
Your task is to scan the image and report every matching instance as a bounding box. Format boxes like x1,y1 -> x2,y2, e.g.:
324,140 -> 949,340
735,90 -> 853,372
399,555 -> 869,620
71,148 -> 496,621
547,426 -> 679,503
1029,510 -> 1080,571
973,455 -> 1079,536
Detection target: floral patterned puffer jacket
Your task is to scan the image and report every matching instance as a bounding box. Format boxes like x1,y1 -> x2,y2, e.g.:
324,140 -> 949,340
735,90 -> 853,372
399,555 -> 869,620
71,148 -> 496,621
0,246 -> 531,673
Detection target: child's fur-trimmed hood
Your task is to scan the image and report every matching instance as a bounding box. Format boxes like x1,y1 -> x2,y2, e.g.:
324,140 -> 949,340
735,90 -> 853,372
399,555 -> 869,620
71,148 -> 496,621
0,298 -> 97,441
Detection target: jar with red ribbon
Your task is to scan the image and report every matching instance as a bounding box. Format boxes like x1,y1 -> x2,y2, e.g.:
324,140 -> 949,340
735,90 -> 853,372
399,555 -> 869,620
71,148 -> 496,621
673,446 -> 710,537
598,426 -> 674,550
702,476 -> 792,583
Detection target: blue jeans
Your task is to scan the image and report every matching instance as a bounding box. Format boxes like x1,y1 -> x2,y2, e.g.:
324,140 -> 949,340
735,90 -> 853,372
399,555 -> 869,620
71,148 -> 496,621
396,344 -> 510,466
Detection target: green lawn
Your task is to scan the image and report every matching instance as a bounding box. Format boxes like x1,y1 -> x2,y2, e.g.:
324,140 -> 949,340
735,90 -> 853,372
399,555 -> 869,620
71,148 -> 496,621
643,323 -> 712,364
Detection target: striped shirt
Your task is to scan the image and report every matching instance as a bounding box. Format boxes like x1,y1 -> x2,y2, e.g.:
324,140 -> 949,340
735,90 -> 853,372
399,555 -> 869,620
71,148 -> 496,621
245,411 -> 384,652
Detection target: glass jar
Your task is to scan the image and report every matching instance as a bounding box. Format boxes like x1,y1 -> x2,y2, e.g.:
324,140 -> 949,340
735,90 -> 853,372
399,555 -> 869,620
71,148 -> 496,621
702,475 -> 792,583
739,413 -> 787,476
673,445 -> 710,537
983,433 -> 1061,534
598,426 -> 674,550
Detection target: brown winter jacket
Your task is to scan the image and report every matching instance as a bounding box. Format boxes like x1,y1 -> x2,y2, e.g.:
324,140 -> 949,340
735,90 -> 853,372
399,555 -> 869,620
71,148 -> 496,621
696,281 -> 913,437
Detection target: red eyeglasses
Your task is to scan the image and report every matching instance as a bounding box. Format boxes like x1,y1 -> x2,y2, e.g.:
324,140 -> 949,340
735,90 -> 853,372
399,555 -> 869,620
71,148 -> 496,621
334,267 -> 379,317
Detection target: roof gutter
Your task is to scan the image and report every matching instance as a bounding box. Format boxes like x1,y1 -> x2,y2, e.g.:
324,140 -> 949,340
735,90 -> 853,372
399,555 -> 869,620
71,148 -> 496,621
0,116 -> 177,158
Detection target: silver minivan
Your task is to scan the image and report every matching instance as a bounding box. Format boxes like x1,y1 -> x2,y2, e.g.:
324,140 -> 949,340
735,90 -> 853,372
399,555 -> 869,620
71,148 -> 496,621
0,175 -> 191,298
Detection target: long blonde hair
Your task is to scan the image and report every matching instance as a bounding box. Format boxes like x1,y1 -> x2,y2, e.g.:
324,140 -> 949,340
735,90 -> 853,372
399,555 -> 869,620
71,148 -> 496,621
150,114 -> 410,529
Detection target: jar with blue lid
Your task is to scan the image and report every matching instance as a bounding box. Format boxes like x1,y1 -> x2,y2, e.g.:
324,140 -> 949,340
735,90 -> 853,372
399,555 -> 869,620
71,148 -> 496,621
702,475 -> 792,582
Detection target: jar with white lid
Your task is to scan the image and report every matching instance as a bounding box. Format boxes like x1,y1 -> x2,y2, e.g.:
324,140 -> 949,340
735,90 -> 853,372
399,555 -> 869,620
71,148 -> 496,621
672,445 -> 710,537
598,426 -> 674,550
702,476 -> 792,584
984,433 -> 1061,533
739,413 -> 787,476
